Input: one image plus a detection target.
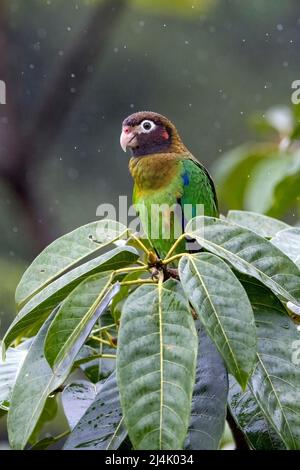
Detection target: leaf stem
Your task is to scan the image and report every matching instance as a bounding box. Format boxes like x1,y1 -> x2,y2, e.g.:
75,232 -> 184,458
136,259 -> 147,267
120,279 -> 156,286
113,265 -> 148,276
129,233 -> 151,256
92,323 -> 116,334
163,233 -> 186,261
162,253 -> 186,265
100,354 -> 116,359
90,335 -> 111,346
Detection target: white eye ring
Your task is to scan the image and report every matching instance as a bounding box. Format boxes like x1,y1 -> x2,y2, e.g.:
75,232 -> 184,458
141,120 -> 156,133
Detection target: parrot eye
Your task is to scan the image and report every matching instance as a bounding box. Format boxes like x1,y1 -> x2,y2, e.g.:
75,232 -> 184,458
141,120 -> 155,132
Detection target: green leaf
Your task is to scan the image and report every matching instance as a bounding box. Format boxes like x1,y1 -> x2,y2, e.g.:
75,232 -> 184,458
30,433 -> 68,450
212,144 -> 275,209
111,270 -> 142,322
29,395 -> 58,445
79,344 -> 115,383
185,325 -> 228,450
72,345 -> 101,371
179,253 -> 256,388
64,372 -> 127,450
271,227 -> 300,266
243,151 -> 300,218
245,155 -> 291,214
62,381 -> 98,430
2,247 -> 137,355
267,151 -> 300,217
117,279 -> 198,450
44,272 -> 119,371
186,216 -> 300,306
74,313 -> 118,383
0,340 -> 30,408
241,276 -> 300,449
7,313 -> 71,449
227,210 -> 289,238
228,376 -> 286,450
16,219 -> 128,308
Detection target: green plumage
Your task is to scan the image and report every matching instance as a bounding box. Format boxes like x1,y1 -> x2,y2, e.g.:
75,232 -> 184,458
130,153 -> 218,258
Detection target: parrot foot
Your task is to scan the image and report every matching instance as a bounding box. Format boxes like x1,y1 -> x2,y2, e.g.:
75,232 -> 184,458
150,266 -> 161,280
164,267 -> 180,281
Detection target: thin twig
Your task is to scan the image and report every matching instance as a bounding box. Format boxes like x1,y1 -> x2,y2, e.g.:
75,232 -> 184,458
120,279 -> 156,286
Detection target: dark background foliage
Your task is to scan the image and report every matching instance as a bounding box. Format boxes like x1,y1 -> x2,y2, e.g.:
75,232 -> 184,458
1,0 -> 300,448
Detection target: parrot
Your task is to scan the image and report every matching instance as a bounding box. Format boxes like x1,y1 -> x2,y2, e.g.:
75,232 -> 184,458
120,111 -> 218,259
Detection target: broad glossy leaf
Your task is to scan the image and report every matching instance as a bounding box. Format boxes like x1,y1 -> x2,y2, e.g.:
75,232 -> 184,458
227,210 -> 289,238
111,270 -> 142,322
241,276 -> 300,449
117,279 -> 198,450
30,433 -> 68,450
76,313 -> 117,383
271,228 -> 300,265
73,345 -> 100,367
228,376 -> 285,450
244,155 -> 295,215
16,219 -> 128,308
62,381 -> 98,430
185,325 -> 228,450
7,313 -> 71,449
2,247 -> 137,355
80,345 -> 115,383
44,273 -> 119,371
64,372 -> 126,450
212,144 -> 275,209
0,341 -> 30,408
268,151 -> 300,217
186,216 -> 300,306
29,395 -> 58,445
179,253 -> 256,388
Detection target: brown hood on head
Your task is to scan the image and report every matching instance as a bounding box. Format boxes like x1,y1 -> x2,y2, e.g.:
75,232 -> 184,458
120,111 -> 187,157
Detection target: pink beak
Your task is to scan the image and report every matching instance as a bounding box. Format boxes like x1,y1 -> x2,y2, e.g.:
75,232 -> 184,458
120,126 -> 137,152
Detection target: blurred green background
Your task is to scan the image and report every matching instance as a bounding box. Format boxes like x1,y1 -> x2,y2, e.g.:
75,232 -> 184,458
1,0 -> 300,448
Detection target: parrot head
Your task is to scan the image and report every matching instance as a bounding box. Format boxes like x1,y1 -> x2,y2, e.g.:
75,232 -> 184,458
120,111 -> 185,157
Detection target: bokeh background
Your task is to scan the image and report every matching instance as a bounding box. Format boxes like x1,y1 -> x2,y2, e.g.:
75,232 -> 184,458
1,0 -> 300,447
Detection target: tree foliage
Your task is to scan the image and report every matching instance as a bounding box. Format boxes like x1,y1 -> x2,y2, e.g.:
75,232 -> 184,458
213,104 -> 300,219
1,210 -> 300,450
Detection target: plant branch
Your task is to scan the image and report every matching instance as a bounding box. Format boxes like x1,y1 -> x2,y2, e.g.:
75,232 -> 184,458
226,407 -> 249,450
